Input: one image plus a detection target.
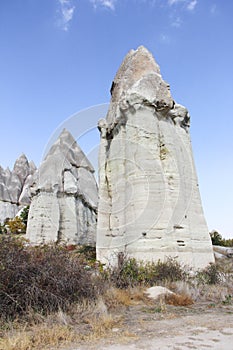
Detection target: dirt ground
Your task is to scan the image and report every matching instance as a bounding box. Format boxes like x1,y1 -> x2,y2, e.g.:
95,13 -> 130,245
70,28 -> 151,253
62,302 -> 233,350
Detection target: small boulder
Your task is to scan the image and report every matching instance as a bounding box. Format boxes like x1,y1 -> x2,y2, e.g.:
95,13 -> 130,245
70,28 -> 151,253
144,286 -> 174,300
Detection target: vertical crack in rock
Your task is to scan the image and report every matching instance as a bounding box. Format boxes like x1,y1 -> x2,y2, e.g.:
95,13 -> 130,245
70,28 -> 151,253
96,46 -> 214,269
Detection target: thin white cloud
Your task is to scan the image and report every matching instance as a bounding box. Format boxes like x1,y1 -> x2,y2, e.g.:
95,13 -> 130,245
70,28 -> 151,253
160,33 -> 171,44
167,0 -> 197,29
210,4 -> 217,15
171,16 -> 182,27
58,0 -> 75,31
168,0 -> 197,11
186,0 -> 197,11
90,0 -> 116,10
168,0 -> 180,4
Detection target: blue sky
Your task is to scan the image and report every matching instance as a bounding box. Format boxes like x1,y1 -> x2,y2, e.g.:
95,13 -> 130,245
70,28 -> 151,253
0,0 -> 232,237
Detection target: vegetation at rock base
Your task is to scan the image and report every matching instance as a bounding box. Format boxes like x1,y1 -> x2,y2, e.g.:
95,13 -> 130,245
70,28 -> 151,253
19,205 -> 30,226
102,255 -> 188,289
0,205 -> 30,235
5,216 -> 26,234
0,236 -> 232,350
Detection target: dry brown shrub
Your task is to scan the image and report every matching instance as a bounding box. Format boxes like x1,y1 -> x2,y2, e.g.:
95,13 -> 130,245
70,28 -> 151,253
0,236 -> 100,321
165,293 -> 194,306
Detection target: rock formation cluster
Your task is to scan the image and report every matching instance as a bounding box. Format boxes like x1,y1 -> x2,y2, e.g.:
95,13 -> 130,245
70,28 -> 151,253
0,154 -> 36,223
96,46 -> 214,269
0,46 -> 215,269
26,129 -> 98,245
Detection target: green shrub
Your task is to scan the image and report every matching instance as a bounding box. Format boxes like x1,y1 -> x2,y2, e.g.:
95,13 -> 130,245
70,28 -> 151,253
147,257 -> 187,283
20,205 -> 30,226
196,263 -> 222,285
103,254 -> 187,289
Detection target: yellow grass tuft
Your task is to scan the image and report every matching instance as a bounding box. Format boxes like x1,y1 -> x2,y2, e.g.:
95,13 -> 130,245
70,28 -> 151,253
0,324 -> 77,350
103,286 -> 149,310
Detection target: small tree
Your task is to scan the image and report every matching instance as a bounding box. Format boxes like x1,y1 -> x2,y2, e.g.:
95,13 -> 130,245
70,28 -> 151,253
210,230 -> 224,246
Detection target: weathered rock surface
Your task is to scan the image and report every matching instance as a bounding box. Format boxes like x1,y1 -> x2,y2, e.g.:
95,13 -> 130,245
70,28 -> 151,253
0,155 -> 36,223
96,46 -> 214,269
213,245 -> 233,259
26,129 -> 98,245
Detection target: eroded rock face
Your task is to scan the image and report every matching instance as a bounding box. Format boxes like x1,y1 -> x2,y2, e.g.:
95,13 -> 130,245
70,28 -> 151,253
26,129 -> 98,245
0,155 -> 36,223
96,46 -> 214,269
213,245 -> 233,259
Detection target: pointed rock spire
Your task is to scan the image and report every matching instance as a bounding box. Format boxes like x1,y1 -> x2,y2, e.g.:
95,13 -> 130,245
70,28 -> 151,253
106,46 -> 173,126
26,129 -> 98,245
44,128 -> 94,171
13,153 -> 30,185
0,155 -> 36,223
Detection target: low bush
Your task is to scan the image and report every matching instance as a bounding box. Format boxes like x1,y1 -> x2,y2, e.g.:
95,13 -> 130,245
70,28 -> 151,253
0,236 -> 100,321
5,216 -> 26,234
196,263 -> 223,285
103,254 -> 187,289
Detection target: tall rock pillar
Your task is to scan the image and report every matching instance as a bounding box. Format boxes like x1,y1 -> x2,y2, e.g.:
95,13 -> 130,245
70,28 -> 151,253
96,46 -> 214,269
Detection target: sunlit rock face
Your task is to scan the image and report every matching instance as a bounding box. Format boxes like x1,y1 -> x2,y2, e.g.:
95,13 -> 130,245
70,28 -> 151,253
96,46 -> 214,269
0,155 -> 36,223
26,129 -> 98,245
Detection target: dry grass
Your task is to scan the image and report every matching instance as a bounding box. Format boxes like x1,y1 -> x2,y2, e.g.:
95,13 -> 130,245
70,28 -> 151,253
0,296 -> 122,350
0,324 -> 77,350
103,288 -> 133,310
129,287 -> 150,304
0,311 -> 121,350
197,284 -> 232,303
103,286 -> 150,311
87,314 -> 122,339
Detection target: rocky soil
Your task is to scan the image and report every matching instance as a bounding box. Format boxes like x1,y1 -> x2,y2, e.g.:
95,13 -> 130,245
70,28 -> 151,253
61,302 -> 233,350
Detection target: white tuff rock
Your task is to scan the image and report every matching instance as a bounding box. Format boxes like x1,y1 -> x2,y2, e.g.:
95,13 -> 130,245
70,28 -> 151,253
0,155 -> 36,223
96,46 -> 214,269
26,129 -> 98,245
